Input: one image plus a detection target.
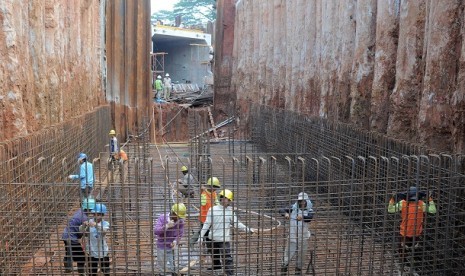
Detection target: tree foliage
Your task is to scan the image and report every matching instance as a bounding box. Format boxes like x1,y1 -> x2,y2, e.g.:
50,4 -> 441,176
152,0 -> 216,25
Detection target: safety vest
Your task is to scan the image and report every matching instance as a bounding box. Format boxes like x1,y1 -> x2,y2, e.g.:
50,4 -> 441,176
400,200 -> 425,237
200,190 -> 217,223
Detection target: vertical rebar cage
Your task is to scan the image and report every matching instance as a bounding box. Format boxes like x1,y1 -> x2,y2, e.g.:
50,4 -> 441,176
0,104 -> 464,275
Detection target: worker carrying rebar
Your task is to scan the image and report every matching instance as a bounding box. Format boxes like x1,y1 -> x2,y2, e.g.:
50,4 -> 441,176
163,73 -> 172,100
154,75 -> 163,100
62,198 -> 96,274
69,153 -> 94,199
279,192 -> 314,276
154,203 -> 186,275
81,203 -> 111,276
388,186 -> 437,275
108,129 -> 119,161
176,166 -> 196,198
198,189 -> 256,275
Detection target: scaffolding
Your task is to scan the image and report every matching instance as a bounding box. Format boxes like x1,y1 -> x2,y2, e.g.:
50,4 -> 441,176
151,52 -> 167,81
0,104 -> 464,275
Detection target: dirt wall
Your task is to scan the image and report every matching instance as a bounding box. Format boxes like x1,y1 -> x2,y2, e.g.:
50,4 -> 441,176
0,0 -> 104,141
228,0 -> 465,154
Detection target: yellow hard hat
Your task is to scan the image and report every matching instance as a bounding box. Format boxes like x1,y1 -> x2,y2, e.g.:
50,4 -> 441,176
171,203 -> 187,219
207,177 -> 221,188
181,166 -> 188,172
219,189 -> 234,201
109,129 -> 116,135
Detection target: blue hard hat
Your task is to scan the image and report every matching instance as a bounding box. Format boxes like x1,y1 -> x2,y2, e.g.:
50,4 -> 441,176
78,153 -> 87,160
408,186 -> 418,200
92,203 -> 107,215
81,198 -> 96,211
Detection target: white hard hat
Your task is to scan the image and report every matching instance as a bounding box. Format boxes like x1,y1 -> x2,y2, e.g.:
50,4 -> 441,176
165,73 -> 170,77
157,75 -> 162,79
297,192 -> 309,200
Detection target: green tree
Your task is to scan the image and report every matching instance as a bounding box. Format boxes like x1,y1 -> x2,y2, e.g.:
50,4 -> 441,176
152,0 -> 216,26
151,9 -> 174,23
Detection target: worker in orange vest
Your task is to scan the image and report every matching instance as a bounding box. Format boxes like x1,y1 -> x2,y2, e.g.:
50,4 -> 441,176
189,177 -> 221,245
388,186 -> 437,275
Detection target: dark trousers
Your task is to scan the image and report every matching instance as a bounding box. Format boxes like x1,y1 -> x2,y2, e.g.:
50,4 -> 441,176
89,256 -> 110,276
63,240 -> 86,273
398,236 -> 421,265
207,241 -> 234,275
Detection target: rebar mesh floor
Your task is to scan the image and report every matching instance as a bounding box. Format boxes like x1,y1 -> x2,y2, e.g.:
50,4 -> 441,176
1,141 -> 464,275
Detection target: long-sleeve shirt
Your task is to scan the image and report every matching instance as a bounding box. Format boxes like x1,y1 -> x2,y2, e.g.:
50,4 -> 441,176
154,213 -> 185,249
109,137 -> 119,155
200,205 -> 252,242
163,77 -> 171,87
70,161 -> 94,189
280,200 -> 314,242
180,173 -> 195,188
85,220 -> 110,258
154,79 -> 163,90
388,198 -> 437,237
62,209 -> 88,241
200,190 -> 218,223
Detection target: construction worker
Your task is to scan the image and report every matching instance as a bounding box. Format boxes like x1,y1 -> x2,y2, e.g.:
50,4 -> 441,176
62,197 -> 96,274
154,75 -> 163,100
189,177 -> 221,244
198,189 -> 256,275
81,203 -> 110,276
109,129 -> 119,162
163,73 -> 172,99
388,187 -> 437,275
69,153 -> 94,199
154,203 -> 186,275
279,192 -> 314,276
177,166 -> 196,198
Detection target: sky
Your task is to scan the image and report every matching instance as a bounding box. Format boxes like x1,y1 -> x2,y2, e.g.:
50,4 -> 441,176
151,0 -> 179,15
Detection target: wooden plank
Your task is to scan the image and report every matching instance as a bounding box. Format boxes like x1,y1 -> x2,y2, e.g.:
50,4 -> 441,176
207,107 -> 218,139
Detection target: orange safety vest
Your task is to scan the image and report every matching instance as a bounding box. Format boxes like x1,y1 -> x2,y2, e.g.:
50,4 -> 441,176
119,150 -> 128,161
400,200 -> 425,237
200,190 -> 217,223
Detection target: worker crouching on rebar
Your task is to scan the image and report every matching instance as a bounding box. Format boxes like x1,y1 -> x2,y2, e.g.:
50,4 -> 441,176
388,187 -> 437,275
279,192 -> 314,276
198,189 -> 256,275
154,203 -> 186,275
69,153 -> 94,200
61,198 -> 96,274
176,166 -> 196,198
81,203 -> 111,276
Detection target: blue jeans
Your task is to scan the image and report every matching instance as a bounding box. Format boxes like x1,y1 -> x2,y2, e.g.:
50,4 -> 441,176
157,248 -> 176,274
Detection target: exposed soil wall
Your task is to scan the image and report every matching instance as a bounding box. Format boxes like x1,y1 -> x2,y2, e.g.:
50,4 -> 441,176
0,0 -> 103,141
228,0 -> 465,154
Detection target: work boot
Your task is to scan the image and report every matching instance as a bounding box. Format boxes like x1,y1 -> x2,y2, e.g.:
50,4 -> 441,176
295,267 -> 302,276
280,265 -> 288,276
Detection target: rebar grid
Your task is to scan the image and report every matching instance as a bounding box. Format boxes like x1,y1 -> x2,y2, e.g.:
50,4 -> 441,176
0,107 -> 110,275
0,105 -> 464,275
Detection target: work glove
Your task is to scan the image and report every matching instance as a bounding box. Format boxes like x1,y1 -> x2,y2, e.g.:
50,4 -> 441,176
165,221 -> 175,230
250,228 -> 257,234
284,213 -> 290,220
171,241 -> 177,248
68,175 -> 73,180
